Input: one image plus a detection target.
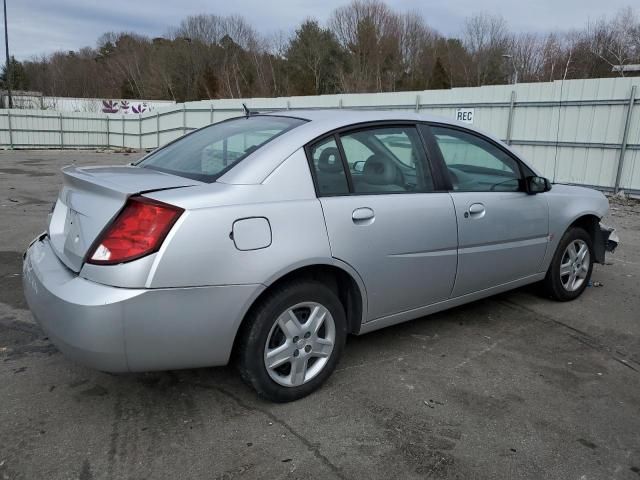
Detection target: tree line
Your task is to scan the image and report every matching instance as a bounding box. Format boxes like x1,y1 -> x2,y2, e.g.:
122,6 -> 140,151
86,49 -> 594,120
2,0 -> 640,102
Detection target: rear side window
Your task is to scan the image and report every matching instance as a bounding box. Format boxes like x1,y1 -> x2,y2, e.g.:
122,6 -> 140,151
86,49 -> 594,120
309,137 -> 350,195
137,116 -> 306,182
431,126 -> 522,192
339,127 -> 434,194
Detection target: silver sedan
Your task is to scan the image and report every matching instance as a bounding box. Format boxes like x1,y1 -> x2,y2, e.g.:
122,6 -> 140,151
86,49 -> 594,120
23,110 -> 614,402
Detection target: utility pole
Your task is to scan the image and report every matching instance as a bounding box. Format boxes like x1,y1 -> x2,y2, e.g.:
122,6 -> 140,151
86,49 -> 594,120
3,0 -> 11,108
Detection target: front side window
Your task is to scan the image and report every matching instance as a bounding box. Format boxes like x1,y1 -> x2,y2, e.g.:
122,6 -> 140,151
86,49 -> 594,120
339,127 -> 434,194
137,116 -> 306,182
431,126 -> 522,192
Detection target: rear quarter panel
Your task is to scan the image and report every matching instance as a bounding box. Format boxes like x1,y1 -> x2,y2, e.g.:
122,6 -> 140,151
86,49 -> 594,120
145,149 -> 334,288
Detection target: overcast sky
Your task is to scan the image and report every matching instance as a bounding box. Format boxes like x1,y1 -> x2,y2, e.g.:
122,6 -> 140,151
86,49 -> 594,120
3,0 -> 636,60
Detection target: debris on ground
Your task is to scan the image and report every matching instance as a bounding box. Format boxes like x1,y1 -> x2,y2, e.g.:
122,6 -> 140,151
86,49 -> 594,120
608,193 -> 640,208
424,399 -> 444,408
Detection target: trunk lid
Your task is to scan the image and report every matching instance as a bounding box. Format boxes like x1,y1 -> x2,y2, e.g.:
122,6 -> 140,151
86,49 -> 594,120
48,165 -> 200,272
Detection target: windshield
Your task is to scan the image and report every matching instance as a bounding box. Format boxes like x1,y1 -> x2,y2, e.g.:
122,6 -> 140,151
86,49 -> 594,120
137,115 -> 306,182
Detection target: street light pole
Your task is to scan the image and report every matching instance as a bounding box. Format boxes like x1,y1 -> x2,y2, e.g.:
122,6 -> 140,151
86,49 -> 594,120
502,54 -> 518,85
3,0 -> 11,109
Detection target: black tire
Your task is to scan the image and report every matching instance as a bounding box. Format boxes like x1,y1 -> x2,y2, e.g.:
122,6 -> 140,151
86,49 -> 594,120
542,227 -> 594,301
236,280 -> 347,402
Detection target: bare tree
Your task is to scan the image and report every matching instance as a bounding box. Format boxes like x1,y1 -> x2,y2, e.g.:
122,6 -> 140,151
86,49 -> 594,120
96,32 -> 152,97
538,33 -> 563,81
587,7 -> 640,75
463,13 -> 510,85
264,30 -> 292,96
508,33 -> 545,82
399,12 -> 441,89
15,2 -> 640,103
171,14 -> 258,49
329,0 -> 403,92
171,14 -> 226,45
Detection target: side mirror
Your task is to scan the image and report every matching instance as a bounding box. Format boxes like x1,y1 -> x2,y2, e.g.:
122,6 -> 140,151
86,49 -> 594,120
353,160 -> 365,173
526,176 -> 551,194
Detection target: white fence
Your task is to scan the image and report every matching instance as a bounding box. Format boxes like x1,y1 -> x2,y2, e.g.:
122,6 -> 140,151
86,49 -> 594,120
1,77 -> 639,193
0,92 -> 175,113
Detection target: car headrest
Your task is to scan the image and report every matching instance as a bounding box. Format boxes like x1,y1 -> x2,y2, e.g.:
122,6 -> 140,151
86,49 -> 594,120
363,154 -> 397,185
317,147 -> 343,173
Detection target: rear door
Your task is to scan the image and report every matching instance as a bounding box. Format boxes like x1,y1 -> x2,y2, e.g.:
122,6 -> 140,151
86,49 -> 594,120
308,124 -> 458,321
422,124 -> 549,297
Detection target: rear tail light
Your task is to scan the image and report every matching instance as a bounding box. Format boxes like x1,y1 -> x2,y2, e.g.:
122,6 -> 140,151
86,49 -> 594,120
87,196 -> 183,265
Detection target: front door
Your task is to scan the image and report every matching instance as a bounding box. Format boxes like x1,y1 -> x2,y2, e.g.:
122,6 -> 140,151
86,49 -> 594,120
427,125 -> 549,297
308,125 -> 458,321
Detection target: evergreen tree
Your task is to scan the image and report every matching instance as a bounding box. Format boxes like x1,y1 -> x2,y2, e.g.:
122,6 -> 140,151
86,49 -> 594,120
428,57 -> 450,89
1,56 -> 29,91
286,20 -> 344,95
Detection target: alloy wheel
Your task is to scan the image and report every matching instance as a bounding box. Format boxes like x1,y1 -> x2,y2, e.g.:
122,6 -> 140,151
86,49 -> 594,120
263,302 -> 336,387
559,239 -> 590,292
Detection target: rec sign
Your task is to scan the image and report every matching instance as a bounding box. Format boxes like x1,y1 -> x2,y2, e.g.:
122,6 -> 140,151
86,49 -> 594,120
455,108 -> 474,124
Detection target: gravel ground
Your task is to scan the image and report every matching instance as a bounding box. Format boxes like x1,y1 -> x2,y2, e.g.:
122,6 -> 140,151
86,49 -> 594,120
1,149 -> 639,480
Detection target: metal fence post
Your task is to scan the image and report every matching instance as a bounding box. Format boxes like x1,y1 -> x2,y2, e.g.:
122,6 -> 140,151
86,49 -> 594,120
121,115 -> 125,148
59,113 -> 64,149
7,110 -> 13,149
106,115 -> 110,149
415,95 -> 421,112
182,104 -> 187,135
138,114 -> 142,150
338,99 -> 343,109
614,85 -> 637,194
210,104 -> 214,124
506,90 -> 516,145
156,111 -> 160,148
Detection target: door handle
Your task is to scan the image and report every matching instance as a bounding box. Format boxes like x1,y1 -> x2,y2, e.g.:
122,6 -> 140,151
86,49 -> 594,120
466,203 -> 486,218
352,207 -> 375,224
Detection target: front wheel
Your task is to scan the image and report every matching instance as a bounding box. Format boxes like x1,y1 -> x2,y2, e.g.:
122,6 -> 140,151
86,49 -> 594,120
236,280 -> 347,402
542,227 -> 594,301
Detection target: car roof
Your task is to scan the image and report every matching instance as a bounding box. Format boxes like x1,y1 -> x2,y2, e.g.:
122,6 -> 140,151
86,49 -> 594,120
262,108 -> 461,128
218,109 -> 536,185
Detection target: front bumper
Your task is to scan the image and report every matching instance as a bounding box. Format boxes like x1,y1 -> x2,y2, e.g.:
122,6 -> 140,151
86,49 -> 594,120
594,223 -> 619,264
23,235 -> 264,372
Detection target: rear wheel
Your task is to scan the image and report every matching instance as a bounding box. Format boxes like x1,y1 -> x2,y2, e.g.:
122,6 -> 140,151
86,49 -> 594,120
237,280 -> 347,402
542,227 -> 594,301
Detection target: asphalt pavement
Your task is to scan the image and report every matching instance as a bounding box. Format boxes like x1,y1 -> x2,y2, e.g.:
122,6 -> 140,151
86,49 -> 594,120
1,150 -> 639,480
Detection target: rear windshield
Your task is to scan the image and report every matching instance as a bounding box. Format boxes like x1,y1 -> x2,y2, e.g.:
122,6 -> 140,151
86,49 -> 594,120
137,115 -> 306,182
